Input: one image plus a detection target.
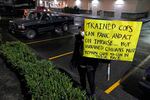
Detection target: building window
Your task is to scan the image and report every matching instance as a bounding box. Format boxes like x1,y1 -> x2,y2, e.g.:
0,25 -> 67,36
104,11 -> 114,17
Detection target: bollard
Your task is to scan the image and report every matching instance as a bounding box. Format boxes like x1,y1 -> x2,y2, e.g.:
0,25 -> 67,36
107,63 -> 111,81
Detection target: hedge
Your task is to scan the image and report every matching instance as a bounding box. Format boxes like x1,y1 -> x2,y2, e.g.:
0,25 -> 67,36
0,32 -> 2,44
0,41 -> 86,100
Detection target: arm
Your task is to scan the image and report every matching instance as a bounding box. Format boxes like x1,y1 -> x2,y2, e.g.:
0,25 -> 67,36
71,34 -> 81,61
71,34 -> 82,67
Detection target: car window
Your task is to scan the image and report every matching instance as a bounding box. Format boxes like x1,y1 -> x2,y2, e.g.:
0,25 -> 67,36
28,12 -> 42,20
36,13 -> 42,20
142,21 -> 150,30
41,13 -> 50,21
141,21 -> 150,35
28,12 -> 35,19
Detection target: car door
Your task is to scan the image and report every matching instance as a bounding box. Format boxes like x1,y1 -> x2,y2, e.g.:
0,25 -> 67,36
37,12 -> 53,33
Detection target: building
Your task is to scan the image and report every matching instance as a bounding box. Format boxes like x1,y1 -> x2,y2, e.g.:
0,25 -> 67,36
37,0 -> 150,19
67,0 -> 150,18
37,0 -> 66,8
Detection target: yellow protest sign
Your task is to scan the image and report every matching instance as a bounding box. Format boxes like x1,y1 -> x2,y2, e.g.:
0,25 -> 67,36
83,19 -> 142,61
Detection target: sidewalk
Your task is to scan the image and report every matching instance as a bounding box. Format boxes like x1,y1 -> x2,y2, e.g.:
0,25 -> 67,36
0,57 -> 23,100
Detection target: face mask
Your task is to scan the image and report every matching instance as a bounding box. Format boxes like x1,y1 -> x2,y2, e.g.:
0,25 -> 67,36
81,31 -> 84,37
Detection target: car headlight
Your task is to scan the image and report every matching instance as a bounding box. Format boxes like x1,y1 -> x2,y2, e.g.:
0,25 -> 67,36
18,24 -> 25,29
9,20 -> 13,23
142,76 -> 146,80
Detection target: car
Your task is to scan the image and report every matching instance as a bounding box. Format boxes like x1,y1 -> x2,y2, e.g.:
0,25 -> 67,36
8,11 -> 74,39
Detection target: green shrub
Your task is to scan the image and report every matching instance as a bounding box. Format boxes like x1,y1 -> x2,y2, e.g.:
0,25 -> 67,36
0,33 -> 2,44
0,41 -> 86,100
0,41 -> 37,71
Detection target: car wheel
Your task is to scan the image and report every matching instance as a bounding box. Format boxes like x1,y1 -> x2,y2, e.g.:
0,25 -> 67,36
63,24 -> 69,32
26,29 -> 36,39
8,28 -> 15,34
10,30 -> 15,34
55,27 -> 62,34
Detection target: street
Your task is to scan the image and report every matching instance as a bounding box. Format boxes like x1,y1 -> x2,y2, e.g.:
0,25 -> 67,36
1,16 -> 150,100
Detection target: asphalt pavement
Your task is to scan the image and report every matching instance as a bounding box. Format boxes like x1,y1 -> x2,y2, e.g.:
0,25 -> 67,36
15,30 -> 139,100
0,57 -> 23,100
1,16 -> 150,100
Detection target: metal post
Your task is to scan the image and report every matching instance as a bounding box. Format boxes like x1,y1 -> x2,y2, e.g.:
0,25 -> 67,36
107,63 -> 111,81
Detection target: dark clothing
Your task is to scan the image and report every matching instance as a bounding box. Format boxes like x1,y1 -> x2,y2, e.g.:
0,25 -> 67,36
77,65 -> 97,94
71,33 -> 99,95
72,33 -> 99,67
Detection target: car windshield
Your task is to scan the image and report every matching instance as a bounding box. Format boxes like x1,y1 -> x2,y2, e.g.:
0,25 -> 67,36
28,12 -> 42,20
140,20 -> 150,36
142,21 -> 150,30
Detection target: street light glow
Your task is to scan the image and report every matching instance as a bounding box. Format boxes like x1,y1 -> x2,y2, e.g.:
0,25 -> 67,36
92,0 -> 99,6
39,0 -> 43,6
54,0 -> 58,4
75,0 -> 81,7
115,0 -> 124,5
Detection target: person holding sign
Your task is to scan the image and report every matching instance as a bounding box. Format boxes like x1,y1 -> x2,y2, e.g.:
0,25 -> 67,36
70,26 -> 99,99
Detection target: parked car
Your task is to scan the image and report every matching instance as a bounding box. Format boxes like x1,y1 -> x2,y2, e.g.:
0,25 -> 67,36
8,11 -> 74,39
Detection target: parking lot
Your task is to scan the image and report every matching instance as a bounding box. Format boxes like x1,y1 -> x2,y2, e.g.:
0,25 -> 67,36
1,16 -> 150,100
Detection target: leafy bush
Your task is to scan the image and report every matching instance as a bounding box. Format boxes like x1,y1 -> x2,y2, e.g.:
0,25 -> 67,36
0,32 -> 2,44
0,41 -> 86,100
0,42 -> 37,69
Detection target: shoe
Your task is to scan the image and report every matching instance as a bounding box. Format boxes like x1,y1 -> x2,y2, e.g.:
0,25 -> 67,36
91,93 -> 96,100
87,93 -> 96,100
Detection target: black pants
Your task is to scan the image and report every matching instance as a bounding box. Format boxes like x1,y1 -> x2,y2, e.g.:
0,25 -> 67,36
77,65 -> 97,95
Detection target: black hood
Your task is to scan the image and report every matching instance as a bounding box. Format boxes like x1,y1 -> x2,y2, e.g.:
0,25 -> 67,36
10,18 -> 38,26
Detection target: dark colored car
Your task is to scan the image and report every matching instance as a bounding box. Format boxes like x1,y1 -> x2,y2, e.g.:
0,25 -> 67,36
9,11 -> 74,39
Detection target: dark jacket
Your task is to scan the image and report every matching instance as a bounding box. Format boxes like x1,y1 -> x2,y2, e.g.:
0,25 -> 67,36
71,33 -> 99,67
